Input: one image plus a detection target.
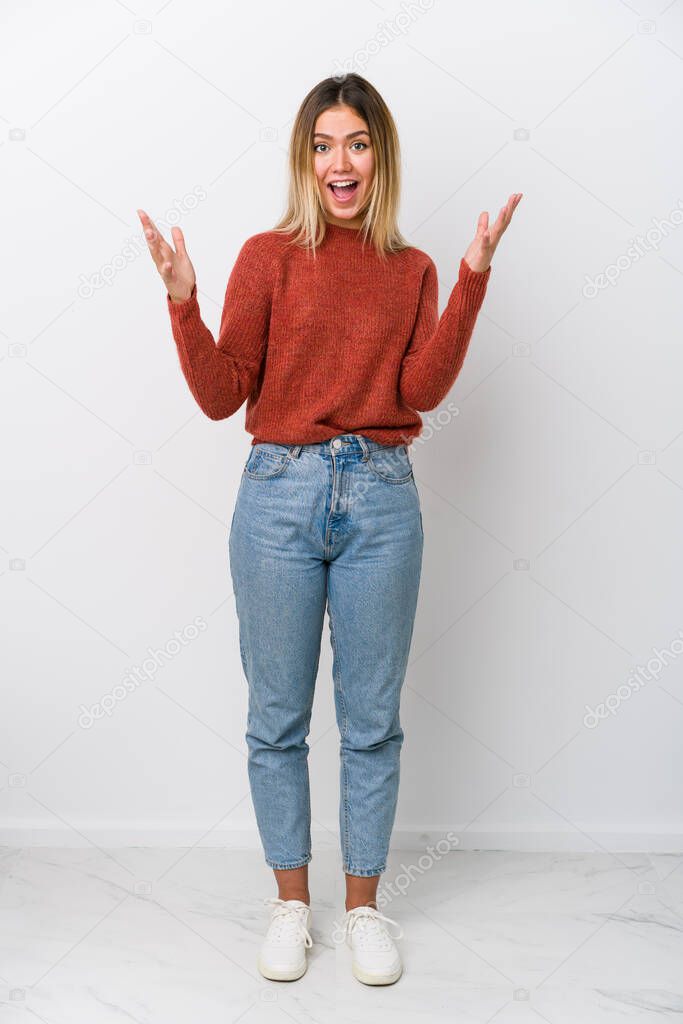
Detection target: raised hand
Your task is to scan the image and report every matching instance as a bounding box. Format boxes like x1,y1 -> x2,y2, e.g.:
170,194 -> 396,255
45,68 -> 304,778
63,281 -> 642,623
464,193 -> 522,273
137,208 -> 196,303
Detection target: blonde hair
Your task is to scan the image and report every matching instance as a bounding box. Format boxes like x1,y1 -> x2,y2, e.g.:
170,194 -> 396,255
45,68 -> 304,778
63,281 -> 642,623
272,73 -> 410,260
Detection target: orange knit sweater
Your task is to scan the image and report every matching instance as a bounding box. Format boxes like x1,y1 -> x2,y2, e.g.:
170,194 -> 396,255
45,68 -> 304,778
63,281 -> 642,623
166,222 -> 491,447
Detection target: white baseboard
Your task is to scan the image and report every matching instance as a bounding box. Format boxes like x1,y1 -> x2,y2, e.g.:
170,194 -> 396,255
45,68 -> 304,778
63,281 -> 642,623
1,820 -> 681,853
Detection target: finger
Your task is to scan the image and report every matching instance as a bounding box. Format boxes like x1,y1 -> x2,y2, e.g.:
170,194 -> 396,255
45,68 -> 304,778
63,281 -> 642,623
507,193 -> 523,221
171,225 -> 187,258
499,196 -> 514,229
137,208 -> 161,242
496,194 -> 518,235
137,209 -> 173,266
501,193 -> 522,230
485,195 -> 520,251
484,206 -> 506,248
137,208 -> 165,248
138,211 -> 164,255
476,211 -> 489,237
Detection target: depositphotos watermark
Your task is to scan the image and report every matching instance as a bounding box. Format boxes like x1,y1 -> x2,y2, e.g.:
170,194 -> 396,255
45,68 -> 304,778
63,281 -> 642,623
397,400 -> 460,450
582,198 -> 683,298
77,186 -> 207,299
332,0 -> 434,78
376,831 -> 460,908
330,831 -> 459,943
77,616 -> 207,728
583,628 -> 683,729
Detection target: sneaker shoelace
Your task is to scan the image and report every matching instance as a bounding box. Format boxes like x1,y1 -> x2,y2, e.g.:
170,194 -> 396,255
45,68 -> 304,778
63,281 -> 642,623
263,897 -> 313,948
343,906 -> 403,950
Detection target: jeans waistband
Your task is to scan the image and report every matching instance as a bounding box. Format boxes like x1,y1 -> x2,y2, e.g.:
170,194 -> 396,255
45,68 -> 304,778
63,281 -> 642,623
256,434 -> 399,460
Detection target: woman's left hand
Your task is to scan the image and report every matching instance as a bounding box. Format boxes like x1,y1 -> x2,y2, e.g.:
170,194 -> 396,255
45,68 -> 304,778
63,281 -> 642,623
464,193 -> 523,272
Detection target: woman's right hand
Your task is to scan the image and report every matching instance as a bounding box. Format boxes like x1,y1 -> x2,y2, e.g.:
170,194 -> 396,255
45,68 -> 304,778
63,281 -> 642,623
137,208 -> 196,303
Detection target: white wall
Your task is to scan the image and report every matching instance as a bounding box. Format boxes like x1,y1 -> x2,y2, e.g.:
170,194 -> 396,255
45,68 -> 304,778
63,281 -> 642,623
1,0 -> 682,852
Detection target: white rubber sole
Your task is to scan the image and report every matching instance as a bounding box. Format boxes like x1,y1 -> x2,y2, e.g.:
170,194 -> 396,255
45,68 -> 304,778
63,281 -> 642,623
257,956 -> 308,982
352,960 -> 403,985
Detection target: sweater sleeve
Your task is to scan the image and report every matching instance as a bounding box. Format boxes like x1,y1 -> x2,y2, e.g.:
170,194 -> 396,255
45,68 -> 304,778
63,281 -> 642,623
399,256 -> 491,412
166,234 -> 274,420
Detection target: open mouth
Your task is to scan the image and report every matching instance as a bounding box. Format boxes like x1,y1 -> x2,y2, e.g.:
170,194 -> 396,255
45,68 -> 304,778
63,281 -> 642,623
327,180 -> 359,203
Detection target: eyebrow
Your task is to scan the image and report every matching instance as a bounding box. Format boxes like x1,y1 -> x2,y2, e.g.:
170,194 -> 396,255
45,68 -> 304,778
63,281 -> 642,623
313,130 -> 370,140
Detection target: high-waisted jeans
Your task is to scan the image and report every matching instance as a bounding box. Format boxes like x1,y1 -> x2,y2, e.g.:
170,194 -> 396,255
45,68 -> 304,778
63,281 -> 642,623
228,433 -> 423,877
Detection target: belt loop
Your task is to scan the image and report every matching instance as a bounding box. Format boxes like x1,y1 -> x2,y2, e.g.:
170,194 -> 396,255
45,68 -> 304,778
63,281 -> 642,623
289,444 -> 302,459
357,435 -> 370,462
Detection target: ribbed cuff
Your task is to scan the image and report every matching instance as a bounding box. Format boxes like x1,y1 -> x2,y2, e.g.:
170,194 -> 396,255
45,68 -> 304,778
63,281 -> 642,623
167,283 -> 199,323
456,257 -> 491,311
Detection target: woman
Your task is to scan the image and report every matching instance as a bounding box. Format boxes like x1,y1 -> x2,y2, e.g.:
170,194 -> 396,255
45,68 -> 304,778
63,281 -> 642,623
139,72 -> 520,986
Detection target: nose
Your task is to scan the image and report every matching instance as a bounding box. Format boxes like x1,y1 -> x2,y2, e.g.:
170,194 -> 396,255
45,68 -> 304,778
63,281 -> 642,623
332,149 -> 353,173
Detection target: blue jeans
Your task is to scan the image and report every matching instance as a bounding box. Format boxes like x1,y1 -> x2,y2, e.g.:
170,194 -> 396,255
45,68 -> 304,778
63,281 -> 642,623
228,433 -> 423,877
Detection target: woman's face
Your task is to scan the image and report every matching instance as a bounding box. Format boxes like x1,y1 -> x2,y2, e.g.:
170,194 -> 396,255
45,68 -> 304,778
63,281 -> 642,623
313,105 -> 374,227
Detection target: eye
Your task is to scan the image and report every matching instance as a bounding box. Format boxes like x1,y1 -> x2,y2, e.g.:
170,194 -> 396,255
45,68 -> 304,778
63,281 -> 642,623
313,141 -> 370,153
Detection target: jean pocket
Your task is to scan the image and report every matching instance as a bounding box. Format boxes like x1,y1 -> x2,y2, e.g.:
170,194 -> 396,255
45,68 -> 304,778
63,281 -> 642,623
244,444 -> 292,480
365,444 -> 414,484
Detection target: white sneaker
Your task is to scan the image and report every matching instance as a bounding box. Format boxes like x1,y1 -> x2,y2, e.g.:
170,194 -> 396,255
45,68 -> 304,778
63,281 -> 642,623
342,905 -> 403,985
257,897 -> 313,981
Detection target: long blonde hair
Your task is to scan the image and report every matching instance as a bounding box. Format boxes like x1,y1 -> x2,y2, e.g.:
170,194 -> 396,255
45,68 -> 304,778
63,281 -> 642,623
272,73 -> 410,260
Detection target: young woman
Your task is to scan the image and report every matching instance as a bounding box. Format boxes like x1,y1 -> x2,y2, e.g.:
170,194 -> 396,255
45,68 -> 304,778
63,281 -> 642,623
139,72 -> 520,986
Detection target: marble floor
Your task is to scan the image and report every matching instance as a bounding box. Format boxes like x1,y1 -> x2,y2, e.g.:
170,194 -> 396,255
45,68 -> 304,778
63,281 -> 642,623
1,846 -> 682,1022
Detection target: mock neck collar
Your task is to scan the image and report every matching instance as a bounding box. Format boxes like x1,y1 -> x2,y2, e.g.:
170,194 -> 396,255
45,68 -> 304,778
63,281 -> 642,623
323,220 -> 364,233
322,221 -> 370,249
